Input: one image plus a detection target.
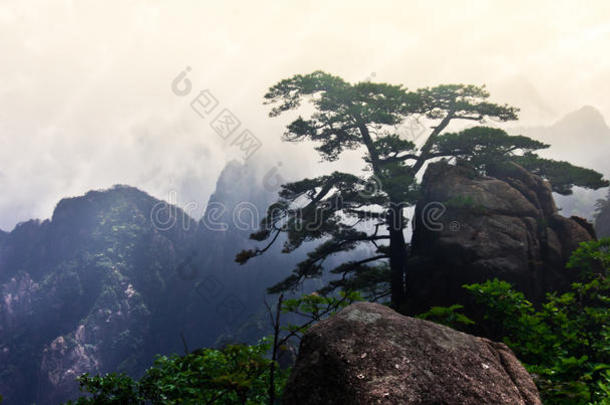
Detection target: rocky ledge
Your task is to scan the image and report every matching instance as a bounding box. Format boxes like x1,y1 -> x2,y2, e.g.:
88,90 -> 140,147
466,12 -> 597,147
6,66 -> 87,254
283,302 -> 541,405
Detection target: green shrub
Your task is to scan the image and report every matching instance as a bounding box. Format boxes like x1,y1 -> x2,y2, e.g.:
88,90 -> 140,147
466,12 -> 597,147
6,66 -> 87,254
439,239 -> 610,404
64,341 -> 289,405
417,304 -> 475,329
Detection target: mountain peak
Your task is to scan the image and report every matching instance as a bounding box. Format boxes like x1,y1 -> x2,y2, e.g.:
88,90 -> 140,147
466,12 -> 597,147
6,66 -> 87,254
554,105 -> 609,131
208,161 -> 257,203
217,160 -> 252,183
51,185 -> 157,225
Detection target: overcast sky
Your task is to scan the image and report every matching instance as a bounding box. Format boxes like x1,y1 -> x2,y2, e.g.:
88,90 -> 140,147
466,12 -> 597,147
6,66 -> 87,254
1,0 -> 609,231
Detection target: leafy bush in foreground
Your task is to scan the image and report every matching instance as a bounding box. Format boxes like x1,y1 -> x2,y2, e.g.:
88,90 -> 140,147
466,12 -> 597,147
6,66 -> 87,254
65,341 -> 289,404
421,239 -> 609,404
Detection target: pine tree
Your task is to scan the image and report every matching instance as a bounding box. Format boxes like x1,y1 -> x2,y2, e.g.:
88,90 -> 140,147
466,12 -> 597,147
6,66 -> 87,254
236,71 -> 608,311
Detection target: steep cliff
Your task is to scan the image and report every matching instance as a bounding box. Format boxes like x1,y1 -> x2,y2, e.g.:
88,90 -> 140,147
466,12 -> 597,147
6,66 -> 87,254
0,186 -> 199,404
405,161 -> 595,314
0,163 -> 294,405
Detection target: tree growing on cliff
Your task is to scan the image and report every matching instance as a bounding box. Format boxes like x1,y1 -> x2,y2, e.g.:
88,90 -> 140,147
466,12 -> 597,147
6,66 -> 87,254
236,71 -> 608,310
64,342 -> 289,404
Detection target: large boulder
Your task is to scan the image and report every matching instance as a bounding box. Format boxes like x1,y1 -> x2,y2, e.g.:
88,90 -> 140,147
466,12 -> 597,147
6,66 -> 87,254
405,161 -> 595,314
283,302 -> 541,404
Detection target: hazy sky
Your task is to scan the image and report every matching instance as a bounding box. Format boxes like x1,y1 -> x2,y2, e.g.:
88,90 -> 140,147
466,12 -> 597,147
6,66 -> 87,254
1,0 -> 609,230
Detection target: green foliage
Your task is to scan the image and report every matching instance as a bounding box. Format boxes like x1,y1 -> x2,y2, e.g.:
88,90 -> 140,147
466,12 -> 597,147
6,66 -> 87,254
417,304 -> 475,329
455,240 -> 610,404
513,153 -> 609,195
414,83 -> 518,121
0,186 -> 206,404
242,72 -> 526,307
241,71 -> 608,312
65,372 -> 139,404
65,342 -> 290,405
264,72 -> 420,161
281,290 -> 363,337
433,126 -> 549,172
65,289 -> 361,405
594,370 -> 610,404
566,238 -> 610,273
432,127 -> 608,195
444,195 -> 476,208
325,263 -> 391,299
444,195 -> 488,214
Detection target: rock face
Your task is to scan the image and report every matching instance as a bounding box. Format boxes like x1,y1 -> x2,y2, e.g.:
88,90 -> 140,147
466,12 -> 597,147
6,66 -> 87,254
0,186 -> 192,404
0,162 -> 294,404
405,161 -> 595,314
283,302 -> 541,405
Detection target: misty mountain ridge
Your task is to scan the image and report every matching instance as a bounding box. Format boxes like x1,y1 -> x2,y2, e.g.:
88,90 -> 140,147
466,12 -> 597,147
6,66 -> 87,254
0,105 -> 608,403
512,105 -> 610,219
555,105 -> 608,133
0,155 -> 387,403
490,75 -> 557,125
515,105 -> 610,174
0,163 -> 299,404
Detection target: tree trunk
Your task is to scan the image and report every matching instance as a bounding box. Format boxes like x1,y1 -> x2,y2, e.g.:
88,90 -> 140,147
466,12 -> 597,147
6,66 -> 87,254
387,204 -> 407,311
358,123 -> 409,310
269,294 -> 283,405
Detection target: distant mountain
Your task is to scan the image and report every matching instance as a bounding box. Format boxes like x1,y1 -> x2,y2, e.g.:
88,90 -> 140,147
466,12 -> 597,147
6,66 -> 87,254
518,106 -> 610,174
180,161 -> 300,348
0,186 -> 199,404
490,75 -> 557,125
0,163 -> 295,405
514,106 -> 610,219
